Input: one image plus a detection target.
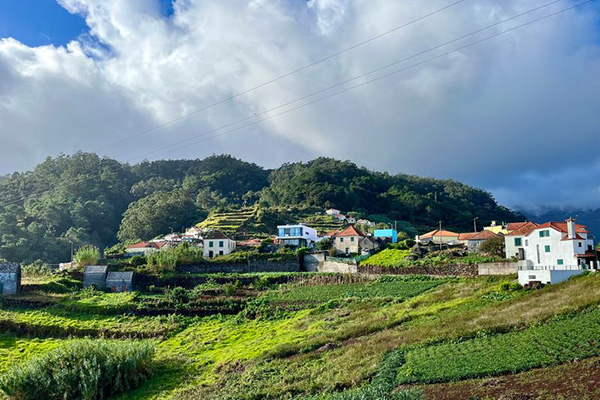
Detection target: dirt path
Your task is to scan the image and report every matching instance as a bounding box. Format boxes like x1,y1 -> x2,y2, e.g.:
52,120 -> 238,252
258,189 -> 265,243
420,357 -> 600,400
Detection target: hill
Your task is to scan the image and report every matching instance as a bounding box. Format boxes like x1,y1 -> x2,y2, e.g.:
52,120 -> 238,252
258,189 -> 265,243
0,153 -> 522,263
2,272 -> 600,399
523,207 -> 600,236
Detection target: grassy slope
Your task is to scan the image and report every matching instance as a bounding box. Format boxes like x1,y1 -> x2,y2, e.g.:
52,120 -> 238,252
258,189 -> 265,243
2,274 -> 600,400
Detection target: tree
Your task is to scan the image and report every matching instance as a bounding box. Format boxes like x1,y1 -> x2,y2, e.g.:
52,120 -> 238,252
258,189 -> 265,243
480,236 -> 505,258
118,190 -> 205,241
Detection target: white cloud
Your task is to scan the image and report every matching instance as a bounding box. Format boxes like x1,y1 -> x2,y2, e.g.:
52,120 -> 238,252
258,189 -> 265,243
0,0 -> 599,209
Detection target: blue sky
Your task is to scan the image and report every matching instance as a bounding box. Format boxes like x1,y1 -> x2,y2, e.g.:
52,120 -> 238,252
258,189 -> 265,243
0,0 -> 87,46
0,0 -> 174,46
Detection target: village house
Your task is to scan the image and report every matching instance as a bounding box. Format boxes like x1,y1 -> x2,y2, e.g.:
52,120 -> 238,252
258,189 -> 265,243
125,241 -> 167,256
83,265 -> 108,290
505,219 -> 598,285
374,229 -> 398,244
106,271 -> 134,293
416,229 -> 459,245
0,263 -> 21,295
504,221 -> 539,259
276,224 -> 319,248
332,225 -> 368,255
202,230 -> 236,258
457,230 -> 499,253
484,221 -> 531,235
325,209 -> 341,216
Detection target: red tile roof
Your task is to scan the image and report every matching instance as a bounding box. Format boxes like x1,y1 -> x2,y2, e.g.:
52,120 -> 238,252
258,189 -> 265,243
237,239 -> 262,247
127,241 -> 163,249
506,222 -> 529,231
336,225 -> 366,237
457,232 -> 478,241
506,222 -> 539,237
469,230 -> 498,241
532,221 -> 588,235
420,229 -> 459,239
561,234 -> 586,241
203,230 -> 232,240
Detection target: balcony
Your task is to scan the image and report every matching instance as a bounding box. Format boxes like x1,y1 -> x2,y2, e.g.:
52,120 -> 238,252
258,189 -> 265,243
518,265 -> 582,271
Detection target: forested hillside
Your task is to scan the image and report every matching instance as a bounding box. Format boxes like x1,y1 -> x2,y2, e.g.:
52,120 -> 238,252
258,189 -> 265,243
0,153 -> 521,263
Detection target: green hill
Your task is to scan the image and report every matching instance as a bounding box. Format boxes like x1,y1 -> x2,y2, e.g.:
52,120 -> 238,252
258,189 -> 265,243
0,153 -> 522,263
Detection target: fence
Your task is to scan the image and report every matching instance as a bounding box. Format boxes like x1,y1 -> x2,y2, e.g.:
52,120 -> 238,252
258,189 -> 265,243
328,254 -> 371,265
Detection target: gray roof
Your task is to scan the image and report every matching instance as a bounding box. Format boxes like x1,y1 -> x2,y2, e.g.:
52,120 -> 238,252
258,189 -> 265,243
84,265 -> 108,274
106,271 -> 134,281
0,263 -> 20,273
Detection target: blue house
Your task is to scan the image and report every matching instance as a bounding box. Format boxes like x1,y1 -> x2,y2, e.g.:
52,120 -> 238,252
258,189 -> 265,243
374,229 -> 398,243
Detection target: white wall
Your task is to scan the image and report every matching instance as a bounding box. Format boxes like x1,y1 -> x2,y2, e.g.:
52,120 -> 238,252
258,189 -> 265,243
203,239 -> 235,258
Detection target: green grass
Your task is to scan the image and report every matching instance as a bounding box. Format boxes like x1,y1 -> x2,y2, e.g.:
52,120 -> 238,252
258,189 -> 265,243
361,249 -> 412,268
263,276 -> 445,304
396,306 -> 600,384
0,335 -> 63,375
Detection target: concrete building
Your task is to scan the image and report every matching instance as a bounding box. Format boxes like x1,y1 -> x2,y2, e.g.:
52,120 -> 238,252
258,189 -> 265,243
458,230 -> 499,253
416,229 -> 459,245
106,271 -> 134,293
276,224 -> 319,248
83,265 -> 108,290
202,230 -> 236,258
374,229 -> 398,243
0,264 -> 21,295
505,219 -> 597,285
125,241 -> 166,256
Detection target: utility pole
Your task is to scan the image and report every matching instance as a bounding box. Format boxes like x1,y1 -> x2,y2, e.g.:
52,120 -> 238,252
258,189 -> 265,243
473,217 -> 479,233
394,220 -> 397,232
438,220 -> 443,251
70,240 -> 74,263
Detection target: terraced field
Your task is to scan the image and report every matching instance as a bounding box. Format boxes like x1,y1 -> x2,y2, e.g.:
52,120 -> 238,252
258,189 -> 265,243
2,272 -> 600,400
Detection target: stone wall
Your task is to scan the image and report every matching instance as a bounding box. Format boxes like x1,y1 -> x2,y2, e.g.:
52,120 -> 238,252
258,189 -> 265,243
478,262 -> 519,276
178,259 -> 300,274
357,264 -> 478,277
304,253 -> 359,274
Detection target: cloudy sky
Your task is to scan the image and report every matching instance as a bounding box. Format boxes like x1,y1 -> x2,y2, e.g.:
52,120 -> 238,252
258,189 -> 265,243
0,0 -> 599,212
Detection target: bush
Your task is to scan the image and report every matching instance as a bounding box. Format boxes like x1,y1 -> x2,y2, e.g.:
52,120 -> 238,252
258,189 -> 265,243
21,260 -> 53,278
165,287 -> 190,305
73,246 -> 100,267
129,255 -> 146,267
480,236 -> 505,258
0,339 -> 155,400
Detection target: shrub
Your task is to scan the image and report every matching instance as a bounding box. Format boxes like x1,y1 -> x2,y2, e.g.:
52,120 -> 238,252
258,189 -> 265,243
129,255 -> 146,267
21,260 -> 53,278
165,287 -> 190,305
73,246 -> 100,267
0,339 -> 155,400
480,236 -> 505,258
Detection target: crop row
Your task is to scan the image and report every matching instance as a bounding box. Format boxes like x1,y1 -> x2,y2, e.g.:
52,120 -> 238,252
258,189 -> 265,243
396,307 -> 600,383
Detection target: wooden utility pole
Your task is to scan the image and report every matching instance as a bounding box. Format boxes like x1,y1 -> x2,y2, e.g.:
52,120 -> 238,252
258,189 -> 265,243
438,220 -> 443,251
473,217 -> 479,233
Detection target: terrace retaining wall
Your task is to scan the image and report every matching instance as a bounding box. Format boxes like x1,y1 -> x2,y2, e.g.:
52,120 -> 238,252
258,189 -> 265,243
304,253 -> 359,274
177,259 -> 301,274
357,264 -> 478,277
478,262 -> 519,276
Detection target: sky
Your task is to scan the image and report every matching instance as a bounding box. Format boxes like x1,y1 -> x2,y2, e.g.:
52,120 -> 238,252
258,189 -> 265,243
0,0 -> 599,213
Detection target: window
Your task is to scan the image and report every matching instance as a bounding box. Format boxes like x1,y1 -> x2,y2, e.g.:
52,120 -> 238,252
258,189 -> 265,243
514,238 -> 522,246
219,251 -> 224,256
579,242 -> 582,247
209,241 -> 214,248
525,240 -> 529,246
219,241 -> 224,247
340,238 -> 344,242
351,237 -> 355,242
539,230 -> 550,238
545,245 -> 551,253
557,259 -> 564,265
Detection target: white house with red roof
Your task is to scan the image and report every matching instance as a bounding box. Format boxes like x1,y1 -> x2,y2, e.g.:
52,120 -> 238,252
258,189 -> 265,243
416,229 -> 459,245
125,241 -> 167,256
331,225 -> 369,255
202,230 -> 236,258
507,219 -> 598,285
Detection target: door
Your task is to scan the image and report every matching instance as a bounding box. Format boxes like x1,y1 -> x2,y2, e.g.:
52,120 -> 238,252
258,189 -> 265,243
111,286 -> 117,292
121,285 -> 127,292
209,251 -> 214,258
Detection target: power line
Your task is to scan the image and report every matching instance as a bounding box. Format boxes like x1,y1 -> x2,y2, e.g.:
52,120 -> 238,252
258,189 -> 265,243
83,0 -> 576,164
0,0 -> 590,209
93,0 -> 469,153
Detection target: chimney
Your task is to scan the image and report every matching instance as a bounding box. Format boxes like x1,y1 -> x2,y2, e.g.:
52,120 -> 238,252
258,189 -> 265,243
566,218 -> 576,239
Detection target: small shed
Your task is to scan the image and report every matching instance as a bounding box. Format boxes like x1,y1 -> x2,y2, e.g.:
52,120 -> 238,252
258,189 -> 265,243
106,271 -> 134,293
83,265 -> 108,290
0,263 -> 21,295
